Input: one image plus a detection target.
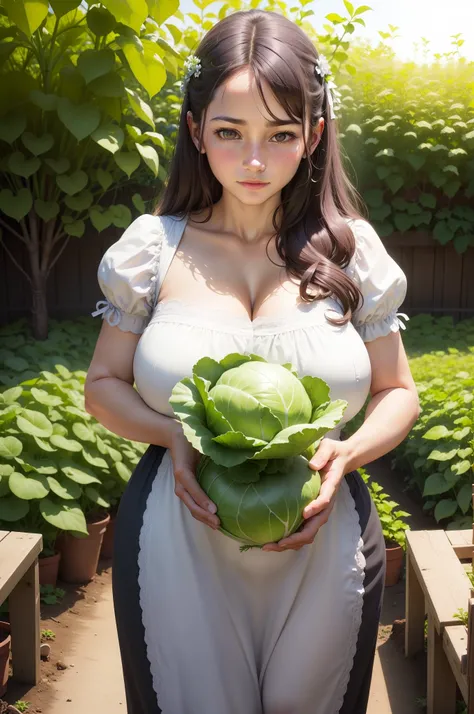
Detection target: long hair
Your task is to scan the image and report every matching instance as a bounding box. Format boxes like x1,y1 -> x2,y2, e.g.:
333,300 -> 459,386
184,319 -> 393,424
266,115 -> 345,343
154,9 -> 368,325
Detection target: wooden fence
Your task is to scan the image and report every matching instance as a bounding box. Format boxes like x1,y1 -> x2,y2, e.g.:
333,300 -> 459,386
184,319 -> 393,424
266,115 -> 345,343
1,226 -> 474,325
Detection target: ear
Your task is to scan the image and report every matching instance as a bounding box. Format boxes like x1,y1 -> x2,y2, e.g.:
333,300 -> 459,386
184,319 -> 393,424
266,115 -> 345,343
186,111 -> 206,154
307,117 -> 325,157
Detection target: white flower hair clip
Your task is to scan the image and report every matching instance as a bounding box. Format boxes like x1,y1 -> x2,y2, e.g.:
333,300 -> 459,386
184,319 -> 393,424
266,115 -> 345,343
315,54 -> 341,120
180,54 -> 202,94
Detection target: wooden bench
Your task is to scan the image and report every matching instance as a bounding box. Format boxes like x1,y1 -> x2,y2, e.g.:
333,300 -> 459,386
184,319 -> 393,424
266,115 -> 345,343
0,530 -> 43,686
405,528 -> 473,714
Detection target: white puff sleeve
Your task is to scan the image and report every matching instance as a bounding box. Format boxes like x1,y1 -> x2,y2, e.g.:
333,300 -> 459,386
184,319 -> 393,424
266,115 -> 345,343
91,214 -> 165,334
346,219 -> 409,342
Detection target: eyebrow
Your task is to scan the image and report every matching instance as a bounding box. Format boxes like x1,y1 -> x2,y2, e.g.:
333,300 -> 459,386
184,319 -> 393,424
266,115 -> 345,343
210,115 -> 301,127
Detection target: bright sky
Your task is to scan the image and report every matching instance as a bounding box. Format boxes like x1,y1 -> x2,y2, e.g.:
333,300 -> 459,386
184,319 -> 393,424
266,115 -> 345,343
179,0 -> 474,62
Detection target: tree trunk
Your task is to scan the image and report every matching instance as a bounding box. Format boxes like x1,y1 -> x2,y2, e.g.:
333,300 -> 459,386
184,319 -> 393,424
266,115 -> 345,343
30,272 -> 49,341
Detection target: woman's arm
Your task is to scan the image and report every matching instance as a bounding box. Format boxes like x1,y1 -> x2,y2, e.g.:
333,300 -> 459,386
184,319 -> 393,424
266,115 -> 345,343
84,321 -> 181,448
344,329 -> 421,473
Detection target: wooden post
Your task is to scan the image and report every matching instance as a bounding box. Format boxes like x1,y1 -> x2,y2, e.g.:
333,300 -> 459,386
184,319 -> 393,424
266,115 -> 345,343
471,485 -> 474,571
427,609 -> 457,714
8,558 -> 41,684
468,591 -> 474,714
405,546 -> 426,656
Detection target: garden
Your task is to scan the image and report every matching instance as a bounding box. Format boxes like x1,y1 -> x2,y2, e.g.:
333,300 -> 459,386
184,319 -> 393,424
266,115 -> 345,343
0,0 -> 473,711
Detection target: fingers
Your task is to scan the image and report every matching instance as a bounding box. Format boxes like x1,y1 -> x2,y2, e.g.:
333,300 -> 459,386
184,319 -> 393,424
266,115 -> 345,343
262,505 -> 334,552
175,485 -> 220,529
174,466 -> 220,529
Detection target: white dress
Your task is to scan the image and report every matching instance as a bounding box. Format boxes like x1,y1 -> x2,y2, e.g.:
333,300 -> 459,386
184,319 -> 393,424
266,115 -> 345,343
92,212 -> 408,714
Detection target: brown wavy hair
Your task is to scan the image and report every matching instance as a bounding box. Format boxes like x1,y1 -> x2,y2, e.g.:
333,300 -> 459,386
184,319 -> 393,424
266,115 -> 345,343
154,8 -> 368,326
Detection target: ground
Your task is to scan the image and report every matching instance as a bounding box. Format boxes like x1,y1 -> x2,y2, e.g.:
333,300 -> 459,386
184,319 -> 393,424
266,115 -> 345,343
3,455 -> 433,713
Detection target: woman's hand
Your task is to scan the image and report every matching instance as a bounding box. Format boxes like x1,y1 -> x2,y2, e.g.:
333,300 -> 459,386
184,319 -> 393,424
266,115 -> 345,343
262,438 -> 352,552
169,427 -> 220,530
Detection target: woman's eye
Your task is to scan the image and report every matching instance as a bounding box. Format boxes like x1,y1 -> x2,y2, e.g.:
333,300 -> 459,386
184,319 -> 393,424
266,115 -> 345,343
213,129 -> 296,143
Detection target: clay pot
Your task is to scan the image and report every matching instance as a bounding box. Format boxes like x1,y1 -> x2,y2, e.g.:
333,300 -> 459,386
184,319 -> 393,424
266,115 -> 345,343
0,621 -> 11,697
57,512 -> 110,584
39,551 -> 61,587
385,540 -> 404,587
100,513 -> 116,559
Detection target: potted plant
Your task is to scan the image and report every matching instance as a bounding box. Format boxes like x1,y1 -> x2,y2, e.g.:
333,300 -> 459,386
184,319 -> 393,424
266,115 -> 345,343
38,532 -> 62,587
0,621 -> 11,697
57,506 -> 111,584
358,468 -> 411,586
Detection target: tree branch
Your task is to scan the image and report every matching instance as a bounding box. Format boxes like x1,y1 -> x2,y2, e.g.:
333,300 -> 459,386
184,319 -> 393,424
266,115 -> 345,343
0,216 -> 29,245
47,233 -> 69,277
0,235 -> 32,284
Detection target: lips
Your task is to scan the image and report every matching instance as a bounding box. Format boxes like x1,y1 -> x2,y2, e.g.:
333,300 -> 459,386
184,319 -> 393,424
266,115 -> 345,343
238,181 -> 269,185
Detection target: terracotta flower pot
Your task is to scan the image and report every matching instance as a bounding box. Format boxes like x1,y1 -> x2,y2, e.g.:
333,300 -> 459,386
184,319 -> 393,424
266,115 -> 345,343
39,552 -> 61,587
385,540 -> 404,587
57,512 -> 110,584
100,513 -> 116,559
0,621 -> 11,697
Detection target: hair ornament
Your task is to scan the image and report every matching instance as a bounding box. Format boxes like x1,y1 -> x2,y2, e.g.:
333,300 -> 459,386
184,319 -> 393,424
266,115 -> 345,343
315,54 -> 341,120
180,54 -> 202,94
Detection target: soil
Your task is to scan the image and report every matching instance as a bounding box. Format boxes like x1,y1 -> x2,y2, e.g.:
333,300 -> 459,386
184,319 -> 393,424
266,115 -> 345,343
1,556 -> 117,713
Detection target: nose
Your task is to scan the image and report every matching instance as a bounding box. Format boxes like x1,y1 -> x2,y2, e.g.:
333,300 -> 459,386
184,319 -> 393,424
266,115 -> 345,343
243,155 -> 266,172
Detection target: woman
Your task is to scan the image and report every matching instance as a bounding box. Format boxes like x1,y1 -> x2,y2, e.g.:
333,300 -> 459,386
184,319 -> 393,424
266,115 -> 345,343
85,9 -> 420,714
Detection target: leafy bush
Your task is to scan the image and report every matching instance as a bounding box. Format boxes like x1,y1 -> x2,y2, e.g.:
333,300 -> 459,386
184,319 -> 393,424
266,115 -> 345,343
0,318 -> 146,545
346,315 -> 474,529
358,466 -> 410,548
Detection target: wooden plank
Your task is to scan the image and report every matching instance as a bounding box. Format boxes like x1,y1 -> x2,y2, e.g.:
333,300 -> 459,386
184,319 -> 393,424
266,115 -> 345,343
443,625 -> 468,703
446,530 -> 474,560
427,610 -> 457,714
9,559 -> 41,685
468,594 -> 474,714
405,548 -> 426,657
0,532 -> 42,603
407,530 -> 471,632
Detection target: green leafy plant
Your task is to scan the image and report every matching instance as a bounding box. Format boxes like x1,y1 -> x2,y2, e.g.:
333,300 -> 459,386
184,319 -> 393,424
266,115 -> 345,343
40,584 -> 65,605
13,702 -> 30,713
41,628 -> 56,640
453,607 -> 469,628
358,467 -> 411,548
197,454 -> 321,549
169,353 -> 348,467
0,0 -> 180,339
0,318 -> 147,540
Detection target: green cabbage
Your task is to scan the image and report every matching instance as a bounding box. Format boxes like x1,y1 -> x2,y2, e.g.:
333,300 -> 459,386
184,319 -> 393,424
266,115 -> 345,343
197,454 -> 321,547
169,353 -> 348,467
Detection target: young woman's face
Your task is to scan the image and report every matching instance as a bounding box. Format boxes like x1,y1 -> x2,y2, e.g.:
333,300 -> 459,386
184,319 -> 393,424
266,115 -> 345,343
187,68 -> 323,203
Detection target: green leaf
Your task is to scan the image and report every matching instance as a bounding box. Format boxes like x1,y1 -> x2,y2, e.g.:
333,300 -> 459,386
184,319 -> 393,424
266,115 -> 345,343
9,470 -> 50,500
64,219 -> 85,237
119,37 -> 166,98
49,0 -> 82,17
0,188 -> 33,221
89,206 -> 112,232
419,192 -> 436,209
0,436 -> 22,459
45,157 -> 70,174
34,199 -> 60,221
85,485 -> 110,509
64,190 -> 93,212
422,473 -> 451,496
96,168 -> 113,190
135,142 -> 159,176
82,449 -> 108,469
29,90 -> 57,111
0,496 -> 29,522
0,111 -> 27,143
2,0 -> 49,36
46,475 -> 81,500
61,464 -> 101,485
115,462 -> 131,482
125,88 -> 155,129
22,131 -> 54,156
40,498 -> 88,535
428,447 -> 458,461
17,409 -> 53,438
434,498 -> 458,522
9,151 -> 41,178
114,151 -> 140,177
77,49 -> 115,84
101,0 -> 148,32
50,434 -> 82,451
57,98 -> 101,142
132,193 -> 146,213
109,204 -> 132,228
423,424 -> 451,440
450,460 -> 471,476
91,122 -> 124,154
72,422 -> 96,442
56,170 -> 88,196
457,484 -> 472,515
254,423 -> 328,460
87,5 -> 116,36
